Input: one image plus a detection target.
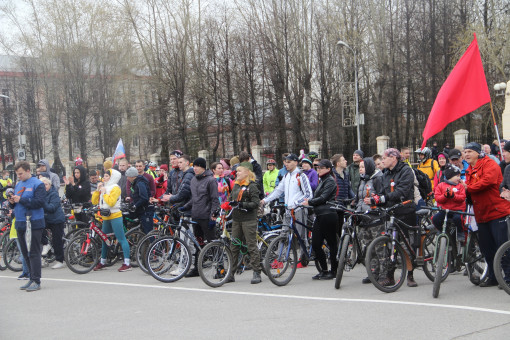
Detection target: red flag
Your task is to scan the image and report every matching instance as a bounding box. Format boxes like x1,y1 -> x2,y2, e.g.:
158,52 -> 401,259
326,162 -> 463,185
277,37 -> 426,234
421,34 -> 490,148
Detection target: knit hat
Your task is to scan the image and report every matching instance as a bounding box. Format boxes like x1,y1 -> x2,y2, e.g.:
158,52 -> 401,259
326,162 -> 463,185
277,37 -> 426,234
239,161 -> 253,171
193,157 -> 207,169
443,164 -> 461,180
125,167 -> 138,177
300,158 -> 313,166
464,142 -> 481,154
504,141 -> 510,153
230,156 -> 240,166
354,150 -> 364,158
159,164 -> 168,171
103,160 -> 113,171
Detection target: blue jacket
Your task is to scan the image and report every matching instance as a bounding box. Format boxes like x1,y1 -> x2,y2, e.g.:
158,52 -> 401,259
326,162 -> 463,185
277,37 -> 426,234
169,167 -> 194,205
13,176 -> 46,231
333,169 -> 355,201
43,186 -> 65,224
130,175 -> 150,211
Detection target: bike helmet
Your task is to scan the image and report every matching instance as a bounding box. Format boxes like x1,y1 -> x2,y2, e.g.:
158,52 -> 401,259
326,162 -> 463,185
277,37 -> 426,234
266,159 -> 276,165
307,151 -> 319,161
414,148 -> 421,154
148,161 -> 157,168
75,157 -> 83,166
5,188 -> 14,198
420,147 -> 432,159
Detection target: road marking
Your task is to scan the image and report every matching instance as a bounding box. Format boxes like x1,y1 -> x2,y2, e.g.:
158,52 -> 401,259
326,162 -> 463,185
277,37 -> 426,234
2,275 -> 510,315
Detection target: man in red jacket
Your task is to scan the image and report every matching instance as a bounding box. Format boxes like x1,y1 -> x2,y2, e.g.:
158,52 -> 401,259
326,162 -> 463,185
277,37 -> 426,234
462,142 -> 510,287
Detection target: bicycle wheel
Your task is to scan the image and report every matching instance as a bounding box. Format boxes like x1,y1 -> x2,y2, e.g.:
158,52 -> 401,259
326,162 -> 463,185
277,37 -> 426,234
433,236 -> 448,298
147,236 -> 191,283
464,233 -> 487,286
263,234 -> 298,286
0,231 -> 10,270
198,241 -> 234,288
64,233 -> 101,274
135,231 -> 159,274
259,233 -> 278,276
335,235 -> 351,289
4,238 -> 22,272
365,235 -> 406,293
494,239 -> 510,295
422,231 -> 441,282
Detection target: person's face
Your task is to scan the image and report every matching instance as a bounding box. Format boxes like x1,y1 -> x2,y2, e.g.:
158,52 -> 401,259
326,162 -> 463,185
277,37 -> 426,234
236,167 -> 249,181
74,169 -> 81,179
313,160 -> 320,170
16,168 -> 31,182
316,166 -> 330,177
339,157 -> 348,168
301,162 -> 311,171
463,149 -> 478,165
135,162 -> 144,174
483,145 -> 491,154
44,181 -> 51,191
213,164 -> 224,176
159,169 -> 166,176
382,155 -> 397,169
419,154 -> 425,160
103,172 -> 110,182
450,158 -> 462,168
90,175 -> 98,183
267,164 -> 275,171
359,161 -> 365,175
353,153 -> 362,163
449,174 -> 461,185
194,166 -> 205,176
2,173 -> 8,179
438,157 -> 447,166
170,155 -> 179,168
119,160 -> 128,172
178,158 -> 189,171
38,165 -> 47,172
402,150 -> 410,160
504,150 -> 510,163
375,158 -> 384,170
127,176 -> 136,183
285,160 -> 298,172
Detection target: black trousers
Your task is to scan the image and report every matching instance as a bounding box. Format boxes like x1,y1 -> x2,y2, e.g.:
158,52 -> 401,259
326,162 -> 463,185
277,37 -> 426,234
18,228 -> 44,284
46,222 -> 65,263
193,219 -> 216,243
312,213 -> 339,273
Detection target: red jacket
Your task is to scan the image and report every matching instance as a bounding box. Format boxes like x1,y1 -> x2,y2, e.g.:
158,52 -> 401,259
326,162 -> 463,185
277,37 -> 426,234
155,175 -> 168,199
466,156 -> 510,223
434,181 -> 466,211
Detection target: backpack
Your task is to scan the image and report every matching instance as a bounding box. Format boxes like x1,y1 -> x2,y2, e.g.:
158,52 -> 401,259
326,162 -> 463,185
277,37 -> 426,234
413,168 -> 432,200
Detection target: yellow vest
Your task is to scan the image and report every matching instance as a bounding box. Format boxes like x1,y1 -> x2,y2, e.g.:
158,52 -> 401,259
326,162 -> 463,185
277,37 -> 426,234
0,178 -> 12,199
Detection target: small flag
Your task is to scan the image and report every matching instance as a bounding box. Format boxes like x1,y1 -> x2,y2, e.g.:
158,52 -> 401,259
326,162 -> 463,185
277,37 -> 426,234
113,139 -> 126,165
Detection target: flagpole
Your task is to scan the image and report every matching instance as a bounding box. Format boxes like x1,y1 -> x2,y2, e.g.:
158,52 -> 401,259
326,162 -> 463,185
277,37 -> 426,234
489,100 -> 503,160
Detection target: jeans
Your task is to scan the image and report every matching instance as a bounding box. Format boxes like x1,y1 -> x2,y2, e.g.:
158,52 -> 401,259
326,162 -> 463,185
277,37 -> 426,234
477,217 -> 510,281
15,238 -> 30,276
284,208 -> 308,258
18,228 -> 43,284
432,211 -> 463,235
101,217 -> 130,260
140,208 -> 154,234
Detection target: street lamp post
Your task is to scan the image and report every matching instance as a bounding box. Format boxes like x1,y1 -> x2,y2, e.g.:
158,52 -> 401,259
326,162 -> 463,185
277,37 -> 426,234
337,40 -> 361,151
0,94 -> 25,160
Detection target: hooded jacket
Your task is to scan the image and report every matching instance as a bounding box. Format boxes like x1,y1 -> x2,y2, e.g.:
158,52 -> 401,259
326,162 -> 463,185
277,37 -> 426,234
356,158 -> 384,212
65,165 -> 91,204
43,186 -> 66,224
183,169 -> 220,220
91,169 -> 122,220
466,156 -> 510,223
130,174 -> 151,212
308,172 -> 337,216
39,159 -> 60,192
265,168 -> 312,209
169,167 -> 195,205
374,161 -> 416,215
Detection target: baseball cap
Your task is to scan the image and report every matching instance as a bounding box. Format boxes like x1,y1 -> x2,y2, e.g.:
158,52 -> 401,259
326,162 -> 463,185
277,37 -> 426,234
449,149 -> 462,160
285,153 -> 299,162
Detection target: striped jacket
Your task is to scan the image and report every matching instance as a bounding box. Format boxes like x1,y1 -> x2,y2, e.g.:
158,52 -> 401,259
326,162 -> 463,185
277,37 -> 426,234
265,168 -> 312,209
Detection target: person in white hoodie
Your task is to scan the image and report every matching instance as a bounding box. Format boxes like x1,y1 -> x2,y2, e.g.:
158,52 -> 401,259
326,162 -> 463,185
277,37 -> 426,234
261,153 -> 312,260
91,169 -> 132,272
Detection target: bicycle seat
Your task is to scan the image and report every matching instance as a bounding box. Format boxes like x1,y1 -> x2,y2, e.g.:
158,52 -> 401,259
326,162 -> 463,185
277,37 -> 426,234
416,209 -> 431,217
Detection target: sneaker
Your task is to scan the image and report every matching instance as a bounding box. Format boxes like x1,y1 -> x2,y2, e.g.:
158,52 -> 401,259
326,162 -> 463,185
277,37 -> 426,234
118,264 -> 132,272
312,271 -> 333,280
26,282 -> 41,292
20,280 -> 34,290
17,273 -> 30,280
170,269 -> 183,276
185,268 -> 199,278
41,244 -> 52,256
362,277 -> 371,284
251,271 -> 262,284
93,263 -> 106,271
51,261 -> 65,269
41,259 -> 49,268
479,279 -> 498,287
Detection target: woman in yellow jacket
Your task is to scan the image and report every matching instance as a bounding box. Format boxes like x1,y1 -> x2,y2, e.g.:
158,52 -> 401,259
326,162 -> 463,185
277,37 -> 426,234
91,169 -> 131,272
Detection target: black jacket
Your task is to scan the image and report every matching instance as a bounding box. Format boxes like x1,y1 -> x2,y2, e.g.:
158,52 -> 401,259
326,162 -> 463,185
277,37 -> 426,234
183,170 -> 220,220
65,165 -> 91,204
377,161 -> 416,215
169,167 -> 194,205
308,174 -> 337,216
131,175 -> 150,212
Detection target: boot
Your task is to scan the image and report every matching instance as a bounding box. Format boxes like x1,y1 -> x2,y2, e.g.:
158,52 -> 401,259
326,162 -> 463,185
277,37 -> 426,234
407,271 -> 418,287
251,271 -> 262,284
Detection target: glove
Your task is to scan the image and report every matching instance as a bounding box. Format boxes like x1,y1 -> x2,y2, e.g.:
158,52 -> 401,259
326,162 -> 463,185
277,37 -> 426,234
370,194 -> 383,205
229,201 -> 239,208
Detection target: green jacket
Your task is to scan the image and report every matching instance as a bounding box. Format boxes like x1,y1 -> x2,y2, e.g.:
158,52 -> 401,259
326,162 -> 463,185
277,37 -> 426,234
229,181 -> 260,222
263,168 -> 279,195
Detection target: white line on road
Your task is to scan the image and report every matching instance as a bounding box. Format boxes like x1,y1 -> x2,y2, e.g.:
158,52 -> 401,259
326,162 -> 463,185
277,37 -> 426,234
2,275 -> 510,315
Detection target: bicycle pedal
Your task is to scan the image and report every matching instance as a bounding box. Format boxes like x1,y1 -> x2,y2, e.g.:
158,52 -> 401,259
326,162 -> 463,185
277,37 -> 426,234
416,256 -> 424,266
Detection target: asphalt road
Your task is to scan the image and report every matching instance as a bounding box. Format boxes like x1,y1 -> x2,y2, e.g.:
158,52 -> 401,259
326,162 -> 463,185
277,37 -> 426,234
1,264 -> 510,339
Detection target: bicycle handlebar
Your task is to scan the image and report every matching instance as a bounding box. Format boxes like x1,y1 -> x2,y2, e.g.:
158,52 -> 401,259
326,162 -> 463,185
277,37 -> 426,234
421,205 -> 475,217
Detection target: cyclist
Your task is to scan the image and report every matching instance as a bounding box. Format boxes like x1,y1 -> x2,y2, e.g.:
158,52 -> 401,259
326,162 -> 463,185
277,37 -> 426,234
40,177 -> 66,269
449,149 -> 469,180
433,152 -> 450,187
301,158 -> 318,192
133,160 -> 156,198
433,164 -> 466,242
155,164 -> 168,199
416,147 -> 440,190
126,167 -> 153,234
211,161 -> 233,204
347,150 -> 364,194
366,148 -> 418,287
261,153 -> 312,262
331,154 -> 355,233
166,150 -> 183,196
92,169 -> 131,272
89,170 -> 100,193
36,159 -> 59,192
146,161 -> 158,179
263,159 -> 278,195
63,165 -> 91,224
157,155 -> 194,208
117,158 -> 129,199
228,162 -> 262,284
303,159 -> 338,280
462,142 -> 510,287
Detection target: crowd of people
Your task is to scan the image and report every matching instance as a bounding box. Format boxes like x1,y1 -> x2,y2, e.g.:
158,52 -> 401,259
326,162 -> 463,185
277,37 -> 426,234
3,139 -> 510,292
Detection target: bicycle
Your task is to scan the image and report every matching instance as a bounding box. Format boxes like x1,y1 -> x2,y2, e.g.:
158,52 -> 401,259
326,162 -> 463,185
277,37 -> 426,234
197,205 -> 276,288
364,201 -> 440,293
494,237 -> 510,295
421,206 -> 477,298
64,207 -> 145,274
262,205 -> 333,286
